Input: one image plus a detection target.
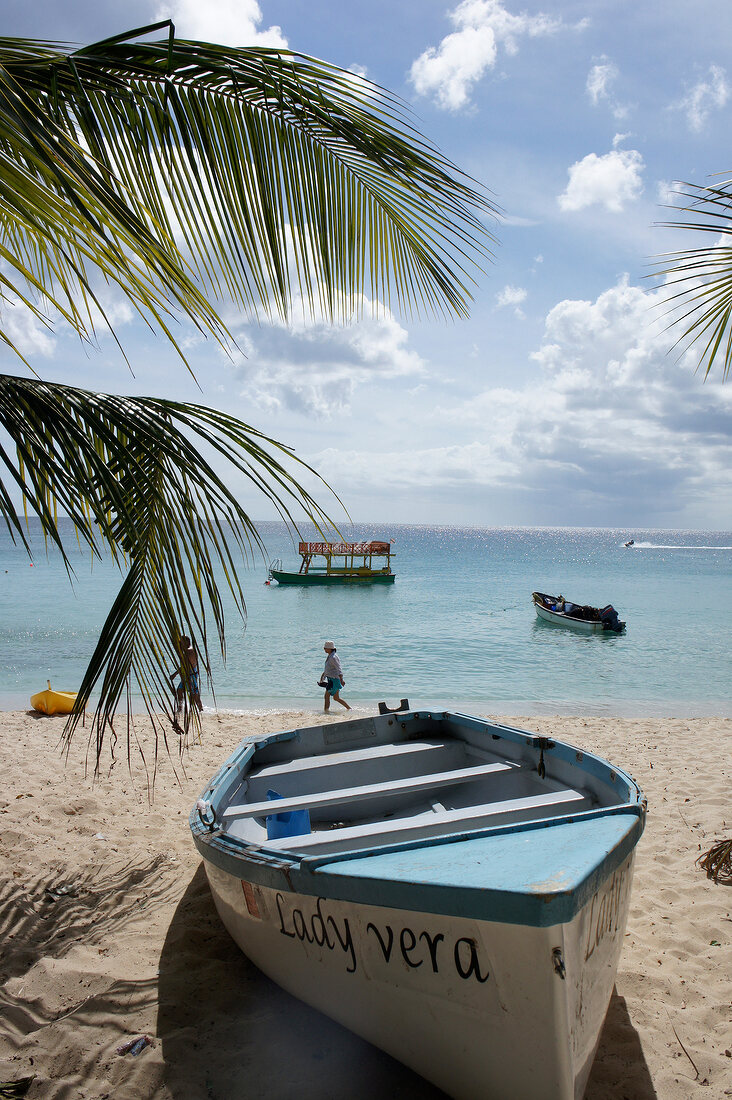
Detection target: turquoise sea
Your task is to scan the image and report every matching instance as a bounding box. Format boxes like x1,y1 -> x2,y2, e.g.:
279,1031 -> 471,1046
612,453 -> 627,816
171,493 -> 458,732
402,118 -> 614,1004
1,521 -> 731,716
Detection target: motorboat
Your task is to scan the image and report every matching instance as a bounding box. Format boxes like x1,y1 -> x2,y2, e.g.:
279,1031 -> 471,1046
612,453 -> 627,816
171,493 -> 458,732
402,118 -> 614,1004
191,706 -> 645,1099
532,592 -> 626,634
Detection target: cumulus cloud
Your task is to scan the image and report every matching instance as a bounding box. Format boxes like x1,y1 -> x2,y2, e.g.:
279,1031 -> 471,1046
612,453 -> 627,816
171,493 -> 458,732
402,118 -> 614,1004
496,285 -> 527,317
0,274 -> 137,364
306,279 -> 732,526
677,65 -> 730,132
0,297 -> 56,359
225,306 -> 424,417
409,0 -> 565,111
558,147 -> 644,212
156,0 -> 287,47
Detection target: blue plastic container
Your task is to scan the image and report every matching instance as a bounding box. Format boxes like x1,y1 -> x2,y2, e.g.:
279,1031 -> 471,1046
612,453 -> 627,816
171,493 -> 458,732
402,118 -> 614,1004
265,789 -> 311,840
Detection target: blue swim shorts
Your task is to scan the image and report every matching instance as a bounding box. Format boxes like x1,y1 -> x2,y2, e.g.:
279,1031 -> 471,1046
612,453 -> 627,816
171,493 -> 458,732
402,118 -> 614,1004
327,677 -> 342,696
178,670 -> 200,694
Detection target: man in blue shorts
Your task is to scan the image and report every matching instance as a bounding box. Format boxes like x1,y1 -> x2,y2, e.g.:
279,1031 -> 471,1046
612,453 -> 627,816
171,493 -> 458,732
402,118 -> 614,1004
171,635 -> 203,713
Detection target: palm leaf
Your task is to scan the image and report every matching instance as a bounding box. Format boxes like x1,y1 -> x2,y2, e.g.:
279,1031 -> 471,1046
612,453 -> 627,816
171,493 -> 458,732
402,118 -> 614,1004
0,24 -> 497,363
0,374 -> 338,766
0,25 -> 497,768
655,179 -> 732,380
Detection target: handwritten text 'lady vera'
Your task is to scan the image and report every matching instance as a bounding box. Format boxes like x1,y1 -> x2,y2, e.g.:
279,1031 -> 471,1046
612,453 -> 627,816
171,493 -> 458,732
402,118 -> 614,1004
276,893 -> 489,982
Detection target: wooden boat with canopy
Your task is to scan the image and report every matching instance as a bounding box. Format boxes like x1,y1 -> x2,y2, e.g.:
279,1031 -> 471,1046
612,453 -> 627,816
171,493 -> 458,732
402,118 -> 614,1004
269,541 -> 395,585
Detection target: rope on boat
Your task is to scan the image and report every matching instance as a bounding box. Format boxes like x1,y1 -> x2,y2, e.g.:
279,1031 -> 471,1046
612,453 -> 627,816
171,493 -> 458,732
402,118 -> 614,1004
535,737 -> 554,780
196,799 -> 216,830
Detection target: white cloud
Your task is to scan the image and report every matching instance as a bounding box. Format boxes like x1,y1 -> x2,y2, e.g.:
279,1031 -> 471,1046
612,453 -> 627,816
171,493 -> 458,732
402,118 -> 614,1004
678,65 -> 730,132
225,306 -> 425,417
0,275 -> 136,364
0,297 -> 56,359
496,285 -> 527,316
586,58 -> 629,120
409,0 -> 565,111
558,148 -> 644,212
156,0 -> 287,47
496,285 -> 526,306
587,59 -> 617,105
305,279 -> 732,525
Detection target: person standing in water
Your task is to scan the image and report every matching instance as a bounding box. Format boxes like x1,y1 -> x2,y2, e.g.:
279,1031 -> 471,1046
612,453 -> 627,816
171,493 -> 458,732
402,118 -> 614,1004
171,635 -> 203,713
321,641 -> 351,712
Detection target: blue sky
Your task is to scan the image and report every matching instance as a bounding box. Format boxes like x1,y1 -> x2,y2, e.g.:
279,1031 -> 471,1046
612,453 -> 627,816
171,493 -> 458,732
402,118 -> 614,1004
3,0 -> 732,528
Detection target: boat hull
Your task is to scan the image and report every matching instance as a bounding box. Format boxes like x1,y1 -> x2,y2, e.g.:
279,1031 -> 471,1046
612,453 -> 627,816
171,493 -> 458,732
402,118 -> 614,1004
203,853 -> 635,1100
270,569 -> 395,585
30,688 -> 78,715
191,709 -> 644,1098
534,602 -> 608,634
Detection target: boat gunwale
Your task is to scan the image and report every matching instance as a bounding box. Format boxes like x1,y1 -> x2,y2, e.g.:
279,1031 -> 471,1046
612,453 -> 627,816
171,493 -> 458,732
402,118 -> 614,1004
192,805 -> 644,927
191,709 -> 645,926
270,569 -> 395,584
194,710 -> 643,812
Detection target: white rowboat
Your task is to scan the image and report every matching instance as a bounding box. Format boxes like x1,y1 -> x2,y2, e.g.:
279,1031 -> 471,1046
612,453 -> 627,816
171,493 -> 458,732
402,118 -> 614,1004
191,708 -> 645,1100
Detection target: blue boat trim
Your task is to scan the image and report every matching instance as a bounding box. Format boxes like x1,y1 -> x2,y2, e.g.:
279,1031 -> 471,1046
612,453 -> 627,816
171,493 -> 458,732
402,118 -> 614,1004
191,806 -> 643,926
307,813 -> 643,926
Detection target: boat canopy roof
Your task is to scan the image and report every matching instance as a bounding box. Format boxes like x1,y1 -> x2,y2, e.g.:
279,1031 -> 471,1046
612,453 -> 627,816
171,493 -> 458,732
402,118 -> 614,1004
298,540 -> 392,558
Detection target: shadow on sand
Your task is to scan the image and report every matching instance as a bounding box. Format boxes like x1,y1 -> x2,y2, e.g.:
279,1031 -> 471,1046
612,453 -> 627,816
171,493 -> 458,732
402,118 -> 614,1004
585,987 -> 657,1100
158,867 -> 656,1100
157,865 -> 446,1100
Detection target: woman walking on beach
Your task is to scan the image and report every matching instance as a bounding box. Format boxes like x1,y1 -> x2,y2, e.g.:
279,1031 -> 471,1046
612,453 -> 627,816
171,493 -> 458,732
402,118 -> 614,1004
321,641 -> 351,712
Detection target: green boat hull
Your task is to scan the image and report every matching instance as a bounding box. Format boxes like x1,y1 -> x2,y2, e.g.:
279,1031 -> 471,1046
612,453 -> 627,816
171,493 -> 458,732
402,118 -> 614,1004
270,569 -> 395,586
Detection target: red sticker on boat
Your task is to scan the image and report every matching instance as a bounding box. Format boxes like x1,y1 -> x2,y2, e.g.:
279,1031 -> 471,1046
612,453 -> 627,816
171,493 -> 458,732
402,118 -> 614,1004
241,880 -> 260,918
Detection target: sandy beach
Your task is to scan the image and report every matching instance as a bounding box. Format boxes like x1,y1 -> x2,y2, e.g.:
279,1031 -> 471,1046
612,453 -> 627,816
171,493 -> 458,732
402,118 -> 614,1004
1,708 -> 730,1100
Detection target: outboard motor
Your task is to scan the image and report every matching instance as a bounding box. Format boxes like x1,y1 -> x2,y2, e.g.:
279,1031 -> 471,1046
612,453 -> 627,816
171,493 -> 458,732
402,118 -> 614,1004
600,605 -> 625,633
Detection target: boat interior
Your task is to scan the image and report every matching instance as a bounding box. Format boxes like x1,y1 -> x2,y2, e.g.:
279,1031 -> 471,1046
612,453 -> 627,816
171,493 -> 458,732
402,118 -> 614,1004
215,713 -> 630,858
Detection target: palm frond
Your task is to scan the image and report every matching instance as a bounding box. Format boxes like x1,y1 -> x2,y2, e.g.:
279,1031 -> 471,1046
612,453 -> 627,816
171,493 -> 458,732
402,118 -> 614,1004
696,838 -> 732,884
0,374 -> 339,766
0,25 -> 497,363
655,179 -> 732,380
0,25 -> 497,770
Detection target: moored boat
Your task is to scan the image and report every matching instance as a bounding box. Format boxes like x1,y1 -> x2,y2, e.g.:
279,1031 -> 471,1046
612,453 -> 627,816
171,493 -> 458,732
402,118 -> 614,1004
30,680 -> 78,715
191,707 -> 645,1099
268,540 -> 395,585
532,592 -> 626,634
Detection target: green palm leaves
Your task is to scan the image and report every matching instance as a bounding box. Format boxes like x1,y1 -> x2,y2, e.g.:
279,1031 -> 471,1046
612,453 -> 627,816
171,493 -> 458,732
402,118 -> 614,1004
0,23 -> 496,363
657,179 -> 732,381
0,374 -> 335,766
0,24 -> 495,762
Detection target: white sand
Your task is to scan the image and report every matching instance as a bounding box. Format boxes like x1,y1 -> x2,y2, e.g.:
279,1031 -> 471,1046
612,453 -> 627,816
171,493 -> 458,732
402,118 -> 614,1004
1,709 -> 730,1099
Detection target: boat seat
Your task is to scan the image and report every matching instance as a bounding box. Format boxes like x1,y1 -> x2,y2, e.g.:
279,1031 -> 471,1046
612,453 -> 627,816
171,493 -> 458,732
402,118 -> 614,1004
222,760 -> 516,822
261,788 -> 589,853
248,739 -> 459,782
244,739 -> 475,801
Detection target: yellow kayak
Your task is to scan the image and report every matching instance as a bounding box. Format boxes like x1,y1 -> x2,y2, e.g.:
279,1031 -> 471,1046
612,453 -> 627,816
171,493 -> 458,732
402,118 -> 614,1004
30,680 -> 78,715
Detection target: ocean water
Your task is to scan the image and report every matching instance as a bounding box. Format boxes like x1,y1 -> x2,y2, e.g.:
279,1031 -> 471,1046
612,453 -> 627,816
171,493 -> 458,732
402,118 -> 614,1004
1,521 -> 731,717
